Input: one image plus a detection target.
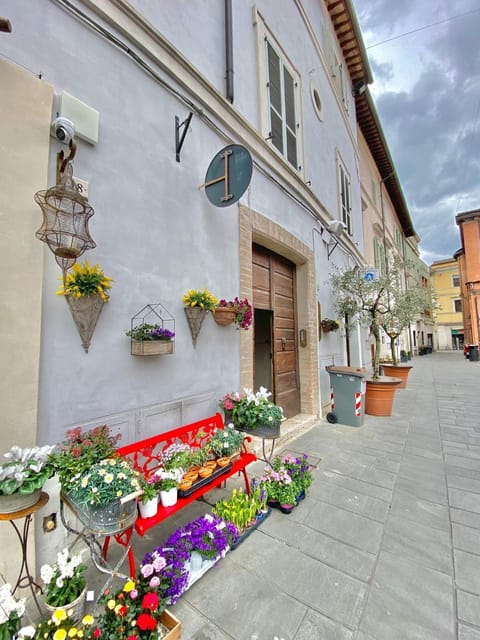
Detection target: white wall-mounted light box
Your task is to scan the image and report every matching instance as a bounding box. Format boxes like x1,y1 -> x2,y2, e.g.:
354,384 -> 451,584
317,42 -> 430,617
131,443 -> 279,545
58,91 -> 99,145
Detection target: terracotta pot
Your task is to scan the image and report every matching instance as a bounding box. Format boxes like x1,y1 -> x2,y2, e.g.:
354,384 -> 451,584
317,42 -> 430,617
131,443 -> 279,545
179,480 -> 193,492
198,466 -> 213,478
213,306 -> 236,326
380,364 -> 412,389
205,460 -> 217,470
365,377 -> 402,416
183,471 -> 198,483
216,456 -> 230,467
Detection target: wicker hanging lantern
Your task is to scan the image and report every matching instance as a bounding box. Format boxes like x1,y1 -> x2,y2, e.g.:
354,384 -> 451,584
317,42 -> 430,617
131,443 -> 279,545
34,142 -> 95,280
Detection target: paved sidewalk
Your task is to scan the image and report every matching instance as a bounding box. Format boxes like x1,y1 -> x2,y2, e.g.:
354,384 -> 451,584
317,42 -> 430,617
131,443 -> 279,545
164,352 -> 480,640
73,352 -> 480,639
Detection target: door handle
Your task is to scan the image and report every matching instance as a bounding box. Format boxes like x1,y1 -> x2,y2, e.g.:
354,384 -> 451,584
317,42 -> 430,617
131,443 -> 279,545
281,337 -> 286,351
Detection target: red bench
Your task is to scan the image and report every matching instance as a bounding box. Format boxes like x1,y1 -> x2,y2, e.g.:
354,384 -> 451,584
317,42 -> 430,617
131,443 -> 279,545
103,412 -> 257,576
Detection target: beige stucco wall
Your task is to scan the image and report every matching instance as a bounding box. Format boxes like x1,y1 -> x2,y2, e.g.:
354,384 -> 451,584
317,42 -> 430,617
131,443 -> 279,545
0,59 -> 52,584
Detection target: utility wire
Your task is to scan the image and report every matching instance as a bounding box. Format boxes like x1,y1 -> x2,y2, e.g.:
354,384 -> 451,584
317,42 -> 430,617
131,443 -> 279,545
366,8 -> 480,49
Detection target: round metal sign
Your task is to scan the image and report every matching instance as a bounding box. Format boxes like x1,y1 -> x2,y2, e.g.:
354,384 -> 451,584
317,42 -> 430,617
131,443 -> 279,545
204,144 -> 252,207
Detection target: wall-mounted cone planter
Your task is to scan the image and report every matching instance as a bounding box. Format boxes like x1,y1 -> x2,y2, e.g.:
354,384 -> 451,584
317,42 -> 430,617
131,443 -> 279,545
184,307 -> 206,347
66,293 -> 106,353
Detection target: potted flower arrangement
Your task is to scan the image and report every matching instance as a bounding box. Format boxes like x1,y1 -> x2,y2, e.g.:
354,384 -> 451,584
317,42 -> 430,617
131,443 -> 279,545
218,391 -> 244,423
141,513 -> 237,600
160,443 -> 192,475
0,583 -> 25,640
208,425 -> 244,460
56,260 -> 113,352
66,457 -> 141,534
214,297 -> 253,329
96,573 -> 181,640
273,453 -> 313,498
183,288 -> 218,346
18,609 -> 96,640
213,486 -> 266,536
154,472 -> 180,508
51,424 -> 121,495
321,318 -> 340,333
138,474 -> 160,519
40,548 -> 87,621
126,324 -> 175,356
259,464 -> 300,514
230,387 -> 284,437
0,444 -> 56,513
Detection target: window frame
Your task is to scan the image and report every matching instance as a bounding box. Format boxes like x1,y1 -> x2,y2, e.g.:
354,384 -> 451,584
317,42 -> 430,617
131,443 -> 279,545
255,11 -> 303,173
453,298 -> 462,313
337,155 -> 352,236
452,274 -> 460,288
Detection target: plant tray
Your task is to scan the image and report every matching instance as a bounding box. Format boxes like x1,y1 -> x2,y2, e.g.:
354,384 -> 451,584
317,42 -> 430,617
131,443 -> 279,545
158,609 -> 182,640
230,508 -> 271,550
178,462 -> 232,498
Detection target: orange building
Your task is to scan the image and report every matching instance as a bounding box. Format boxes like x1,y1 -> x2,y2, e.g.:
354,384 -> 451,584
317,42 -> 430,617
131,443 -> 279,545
455,209 -> 480,349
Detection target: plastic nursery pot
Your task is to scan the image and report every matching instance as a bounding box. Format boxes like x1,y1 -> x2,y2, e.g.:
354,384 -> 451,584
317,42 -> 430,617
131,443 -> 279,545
205,460 -> 217,470
198,466 -> 213,478
179,480 -> 193,492
216,456 -> 230,467
183,471 -> 198,483
280,503 -> 295,514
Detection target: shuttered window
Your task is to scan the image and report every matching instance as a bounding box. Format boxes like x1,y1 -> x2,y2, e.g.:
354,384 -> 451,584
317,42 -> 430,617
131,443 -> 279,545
338,160 -> 352,236
266,40 -> 298,170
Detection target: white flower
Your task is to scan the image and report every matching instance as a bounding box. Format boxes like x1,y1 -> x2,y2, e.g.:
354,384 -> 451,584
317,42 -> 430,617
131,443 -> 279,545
18,626 -> 36,639
40,563 -> 54,584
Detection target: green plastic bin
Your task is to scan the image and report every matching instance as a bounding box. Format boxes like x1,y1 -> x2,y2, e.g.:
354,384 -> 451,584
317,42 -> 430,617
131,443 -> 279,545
326,365 -> 367,427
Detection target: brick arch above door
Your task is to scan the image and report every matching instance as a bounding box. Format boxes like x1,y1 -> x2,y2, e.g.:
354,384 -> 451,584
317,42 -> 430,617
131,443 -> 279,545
238,205 -> 319,418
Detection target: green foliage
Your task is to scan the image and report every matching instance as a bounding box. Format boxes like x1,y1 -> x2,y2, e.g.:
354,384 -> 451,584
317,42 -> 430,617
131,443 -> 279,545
0,445 -> 55,496
231,387 -> 283,429
212,488 -> 260,533
208,426 -> 244,457
330,254 -> 434,374
51,425 -> 120,494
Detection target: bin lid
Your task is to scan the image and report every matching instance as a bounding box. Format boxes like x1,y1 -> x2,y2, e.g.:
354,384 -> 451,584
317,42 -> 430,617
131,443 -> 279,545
325,365 -> 367,378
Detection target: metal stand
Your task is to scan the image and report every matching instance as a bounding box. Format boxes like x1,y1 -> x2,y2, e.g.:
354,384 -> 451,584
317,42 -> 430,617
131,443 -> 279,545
59,495 -> 134,607
0,492 -> 49,616
259,435 -> 277,465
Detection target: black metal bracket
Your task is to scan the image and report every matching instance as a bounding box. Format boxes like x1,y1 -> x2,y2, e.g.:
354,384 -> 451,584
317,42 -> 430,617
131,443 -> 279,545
175,111 -> 193,162
327,238 -> 340,259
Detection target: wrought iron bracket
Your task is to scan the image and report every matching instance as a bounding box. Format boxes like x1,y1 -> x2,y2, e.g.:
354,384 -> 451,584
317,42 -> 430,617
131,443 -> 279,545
175,111 -> 193,162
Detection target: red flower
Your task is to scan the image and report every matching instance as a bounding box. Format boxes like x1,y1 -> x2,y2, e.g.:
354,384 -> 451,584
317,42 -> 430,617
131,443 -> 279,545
93,628 -> 101,638
137,613 -> 156,631
141,592 -> 159,611
118,605 -> 127,617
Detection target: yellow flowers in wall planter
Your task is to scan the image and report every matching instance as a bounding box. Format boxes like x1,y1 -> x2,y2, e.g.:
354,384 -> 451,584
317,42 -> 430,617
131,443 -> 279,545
56,260 -> 113,353
183,289 -> 218,347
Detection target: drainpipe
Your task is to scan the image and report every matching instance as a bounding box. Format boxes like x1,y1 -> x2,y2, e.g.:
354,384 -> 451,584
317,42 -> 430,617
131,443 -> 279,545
225,0 -> 234,103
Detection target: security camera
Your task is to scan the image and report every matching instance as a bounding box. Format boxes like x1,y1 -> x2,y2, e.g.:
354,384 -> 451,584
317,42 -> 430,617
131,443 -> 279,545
327,220 -> 347,237
51,116 -> 75,144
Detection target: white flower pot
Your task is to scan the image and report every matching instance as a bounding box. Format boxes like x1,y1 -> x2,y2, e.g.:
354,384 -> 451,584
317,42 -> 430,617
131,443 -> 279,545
159,488 -> 178,507
44,587 -> 86,622
138,497 -> 158,518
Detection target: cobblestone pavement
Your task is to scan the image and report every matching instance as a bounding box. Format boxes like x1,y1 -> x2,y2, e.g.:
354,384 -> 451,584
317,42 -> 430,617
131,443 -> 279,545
29,352 -> 480,639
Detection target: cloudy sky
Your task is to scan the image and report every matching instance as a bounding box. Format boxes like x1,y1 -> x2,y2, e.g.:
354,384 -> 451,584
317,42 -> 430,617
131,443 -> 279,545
351,0 -> 480,265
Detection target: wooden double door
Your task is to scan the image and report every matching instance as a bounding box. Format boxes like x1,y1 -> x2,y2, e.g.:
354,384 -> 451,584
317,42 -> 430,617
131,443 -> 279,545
252,244 -> 300,418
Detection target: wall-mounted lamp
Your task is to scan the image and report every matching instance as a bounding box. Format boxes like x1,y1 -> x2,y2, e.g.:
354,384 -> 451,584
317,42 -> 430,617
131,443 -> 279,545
352,79 -> 367,97
326,220 -> 346,259
34,141 -> 96,281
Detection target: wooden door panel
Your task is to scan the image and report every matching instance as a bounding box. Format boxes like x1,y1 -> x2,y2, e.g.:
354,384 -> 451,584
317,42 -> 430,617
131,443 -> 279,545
276,351 -> 296,372
252,244 -> 300,417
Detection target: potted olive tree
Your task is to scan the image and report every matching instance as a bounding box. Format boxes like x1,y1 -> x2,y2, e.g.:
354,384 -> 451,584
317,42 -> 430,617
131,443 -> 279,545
330,264 -> 402,416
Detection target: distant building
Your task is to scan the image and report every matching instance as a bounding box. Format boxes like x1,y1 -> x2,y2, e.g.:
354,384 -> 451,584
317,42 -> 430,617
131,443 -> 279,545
430,258 -> 463,350
455,209 -> 480,348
